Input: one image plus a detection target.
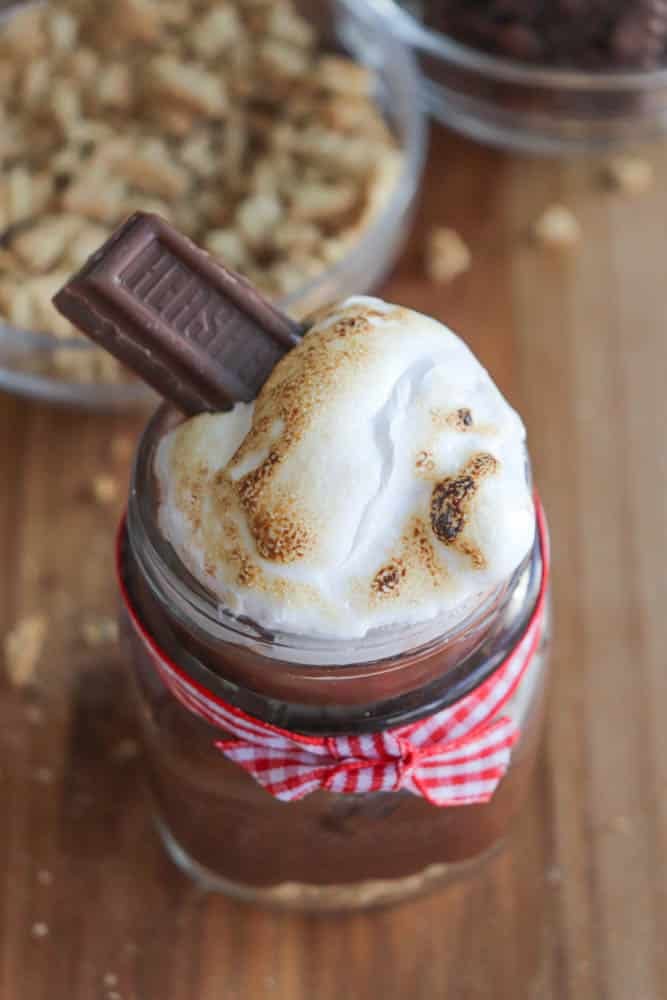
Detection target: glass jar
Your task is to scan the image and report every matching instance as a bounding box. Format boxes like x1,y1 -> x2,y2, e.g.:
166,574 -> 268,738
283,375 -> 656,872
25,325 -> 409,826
119,406 -> 551,910
367,0 -> 667,154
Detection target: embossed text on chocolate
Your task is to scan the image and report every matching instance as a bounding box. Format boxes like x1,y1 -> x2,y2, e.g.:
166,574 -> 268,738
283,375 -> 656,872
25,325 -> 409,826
119,240 -> 283,375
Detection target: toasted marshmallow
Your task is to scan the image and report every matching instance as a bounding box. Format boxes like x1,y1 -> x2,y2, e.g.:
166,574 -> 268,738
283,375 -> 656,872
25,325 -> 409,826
156,297 -> 535,639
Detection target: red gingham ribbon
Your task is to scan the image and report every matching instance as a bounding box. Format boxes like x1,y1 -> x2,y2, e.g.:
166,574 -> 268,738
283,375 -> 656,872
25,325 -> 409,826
119,499 -> 549,808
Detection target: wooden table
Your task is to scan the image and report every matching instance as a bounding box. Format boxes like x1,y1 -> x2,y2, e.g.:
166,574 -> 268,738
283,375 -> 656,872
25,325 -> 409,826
2,126 -> 666,1000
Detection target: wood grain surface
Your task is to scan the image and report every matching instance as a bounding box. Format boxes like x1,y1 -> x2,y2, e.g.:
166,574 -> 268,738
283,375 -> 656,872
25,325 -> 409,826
1,126 -> 666,1000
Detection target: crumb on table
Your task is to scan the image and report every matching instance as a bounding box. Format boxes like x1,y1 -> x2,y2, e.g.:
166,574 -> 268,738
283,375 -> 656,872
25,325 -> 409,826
425,227 -> 472,283
603,156 -> 654,196
3,614 -> 48,688
91,475 -> 118,505
533,205 -> 581,249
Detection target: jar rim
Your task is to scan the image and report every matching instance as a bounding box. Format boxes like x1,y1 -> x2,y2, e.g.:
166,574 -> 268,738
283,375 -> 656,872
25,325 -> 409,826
119,512 -> 546,732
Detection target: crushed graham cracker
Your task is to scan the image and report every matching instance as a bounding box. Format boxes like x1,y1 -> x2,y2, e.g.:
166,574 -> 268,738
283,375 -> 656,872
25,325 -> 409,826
425,227 -> 471,283
91,475 -> 118,505
603,156 -> 654,196
3,614 -> 48,688
0,0 -> 402,385
533,205 -> 581,249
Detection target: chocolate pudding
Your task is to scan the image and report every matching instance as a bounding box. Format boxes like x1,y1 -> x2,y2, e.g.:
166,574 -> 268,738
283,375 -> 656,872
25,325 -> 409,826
120,502 -> 548,906
122,559 -> 548,907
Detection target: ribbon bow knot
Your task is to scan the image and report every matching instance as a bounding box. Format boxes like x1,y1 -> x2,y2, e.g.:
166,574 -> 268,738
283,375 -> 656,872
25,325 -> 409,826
214,709 -> 523,807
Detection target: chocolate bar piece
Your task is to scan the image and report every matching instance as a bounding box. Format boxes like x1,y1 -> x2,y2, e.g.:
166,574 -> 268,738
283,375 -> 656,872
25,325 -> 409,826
53,213 -> 303,413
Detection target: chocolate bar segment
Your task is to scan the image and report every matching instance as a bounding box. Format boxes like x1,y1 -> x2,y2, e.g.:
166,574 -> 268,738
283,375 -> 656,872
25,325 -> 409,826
53,213 -> 304,414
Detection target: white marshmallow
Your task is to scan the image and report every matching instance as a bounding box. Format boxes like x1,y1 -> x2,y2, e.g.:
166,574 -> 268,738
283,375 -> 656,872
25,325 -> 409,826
156,297 -> 535,639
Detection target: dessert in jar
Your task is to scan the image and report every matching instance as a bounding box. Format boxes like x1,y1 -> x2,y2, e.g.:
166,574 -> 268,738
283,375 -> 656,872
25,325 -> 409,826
120,298 -> 550,909
54,215 -> 550,910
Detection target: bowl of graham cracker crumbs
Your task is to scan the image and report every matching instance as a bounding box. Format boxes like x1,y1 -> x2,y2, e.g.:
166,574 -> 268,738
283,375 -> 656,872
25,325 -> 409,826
0,0 -> 425,409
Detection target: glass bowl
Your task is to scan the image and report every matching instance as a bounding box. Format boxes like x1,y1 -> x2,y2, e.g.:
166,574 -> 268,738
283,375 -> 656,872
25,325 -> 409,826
368,0 -> 667,155
0,0 -> 426,410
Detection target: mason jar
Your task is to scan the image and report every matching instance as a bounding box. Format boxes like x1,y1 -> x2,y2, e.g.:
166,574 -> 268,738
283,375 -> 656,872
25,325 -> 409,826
118,405 -> 551,910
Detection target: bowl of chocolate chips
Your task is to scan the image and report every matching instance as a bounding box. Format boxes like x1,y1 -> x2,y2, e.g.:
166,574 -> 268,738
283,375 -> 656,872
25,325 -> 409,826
369,0 -> 667,154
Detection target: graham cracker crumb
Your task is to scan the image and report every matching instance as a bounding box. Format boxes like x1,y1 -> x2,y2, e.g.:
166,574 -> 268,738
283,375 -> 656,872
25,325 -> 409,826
31,922 -> 49,940
37,869 -> 53,886
4,614 -> 48,688
92,475 -> 118,505
533,205 -> 581,249
425,227 -> 471,283
0,0 -> 401,386
603,156 -> 654,196
103,974 -> 119,988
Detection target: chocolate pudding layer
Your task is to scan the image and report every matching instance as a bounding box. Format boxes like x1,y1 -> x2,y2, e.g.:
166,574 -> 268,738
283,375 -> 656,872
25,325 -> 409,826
121,533 -> 548,906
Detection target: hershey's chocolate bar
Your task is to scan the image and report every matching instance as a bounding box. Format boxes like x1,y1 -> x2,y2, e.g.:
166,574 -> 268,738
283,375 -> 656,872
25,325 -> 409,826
53,213 -> 303,413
